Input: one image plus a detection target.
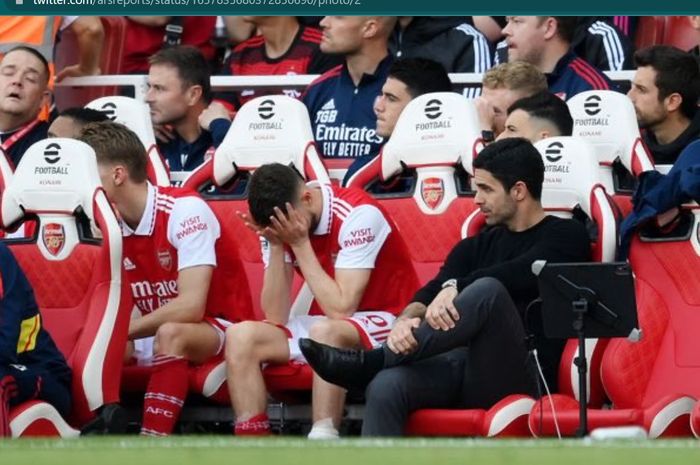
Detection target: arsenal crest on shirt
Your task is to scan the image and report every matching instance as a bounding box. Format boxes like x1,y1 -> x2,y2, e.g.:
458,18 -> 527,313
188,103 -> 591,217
42,223 -> 65,256
421,177 -> 445,210
157,249 -> 173,271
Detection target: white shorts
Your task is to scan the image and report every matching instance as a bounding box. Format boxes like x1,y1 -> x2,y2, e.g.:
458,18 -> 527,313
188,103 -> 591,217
133,317 -> 232,361
267,311 -> 395,362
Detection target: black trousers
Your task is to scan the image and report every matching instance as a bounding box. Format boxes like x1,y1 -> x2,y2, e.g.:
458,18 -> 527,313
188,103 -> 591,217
362,277 -> 538,436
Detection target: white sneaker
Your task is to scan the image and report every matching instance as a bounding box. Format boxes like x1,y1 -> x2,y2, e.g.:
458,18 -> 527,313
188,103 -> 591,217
307,418 -> 339,440
307,427 -> 340,440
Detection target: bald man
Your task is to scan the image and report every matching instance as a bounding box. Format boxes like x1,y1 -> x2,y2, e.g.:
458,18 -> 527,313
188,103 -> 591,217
302,16 -> 397,180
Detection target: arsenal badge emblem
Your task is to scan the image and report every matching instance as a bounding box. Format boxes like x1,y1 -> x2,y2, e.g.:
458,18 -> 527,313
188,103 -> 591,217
42,223 -> 65,256
157,249 -> 172,271
421,177 -> 445,210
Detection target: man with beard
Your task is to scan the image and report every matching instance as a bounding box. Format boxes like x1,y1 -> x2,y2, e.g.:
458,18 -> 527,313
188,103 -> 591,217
628,45 -> 700,165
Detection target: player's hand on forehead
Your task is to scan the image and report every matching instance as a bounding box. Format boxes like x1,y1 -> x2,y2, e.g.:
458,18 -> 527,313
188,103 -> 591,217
268,202 -> 310,247
237,210 -> 285,246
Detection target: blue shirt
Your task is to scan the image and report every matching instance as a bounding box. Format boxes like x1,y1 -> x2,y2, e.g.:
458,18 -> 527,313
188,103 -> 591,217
547,51 -> 614,101
157,118 -> 230,172
302,55 -> 391,159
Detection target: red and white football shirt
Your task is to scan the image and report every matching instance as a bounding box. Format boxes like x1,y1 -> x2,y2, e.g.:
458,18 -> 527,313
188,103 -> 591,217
262,183 -> 419,316
123,183 -> 254,324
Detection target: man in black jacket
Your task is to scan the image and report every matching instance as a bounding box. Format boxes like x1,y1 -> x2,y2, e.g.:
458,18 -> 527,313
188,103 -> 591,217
493,17 -> 633,72
571,17 -> 635,71
300,138 -> 592,436
389,17 -> 492,98
494,16 -> 634,71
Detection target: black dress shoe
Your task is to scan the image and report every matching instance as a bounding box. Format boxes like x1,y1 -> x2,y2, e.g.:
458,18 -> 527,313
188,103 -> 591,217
298,338 -> 383,390
80,403 -> 127,435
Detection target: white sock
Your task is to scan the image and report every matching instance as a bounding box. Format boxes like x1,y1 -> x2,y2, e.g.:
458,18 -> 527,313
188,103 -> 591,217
307,418 -> 339,440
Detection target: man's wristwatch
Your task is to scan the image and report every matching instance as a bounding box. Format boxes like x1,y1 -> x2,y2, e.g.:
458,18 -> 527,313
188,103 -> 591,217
441,278 -> 458,290
481,130 -> 495,143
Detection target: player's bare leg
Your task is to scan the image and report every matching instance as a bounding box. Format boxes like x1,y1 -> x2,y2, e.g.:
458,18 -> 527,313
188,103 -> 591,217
225,321 -> 289,434
154,321 -> 221,363
307,319 -> 362,439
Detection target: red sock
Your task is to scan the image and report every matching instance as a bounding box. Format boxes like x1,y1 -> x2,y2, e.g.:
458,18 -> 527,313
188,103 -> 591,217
234,412 -> 271,436
140,357 -> 188,436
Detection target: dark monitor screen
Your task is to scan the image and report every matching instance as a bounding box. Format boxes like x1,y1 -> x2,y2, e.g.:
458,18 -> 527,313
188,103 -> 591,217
535,261 -> 639,340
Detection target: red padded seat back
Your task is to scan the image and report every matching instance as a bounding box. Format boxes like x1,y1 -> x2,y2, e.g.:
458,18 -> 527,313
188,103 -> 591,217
603,221 -> 700,408
10,244 -> 99,358
380,197 -> 475,283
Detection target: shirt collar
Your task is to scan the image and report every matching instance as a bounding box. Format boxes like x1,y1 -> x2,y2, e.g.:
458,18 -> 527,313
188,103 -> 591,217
121,182 -> 157,237
340,54 -> 394,87
309,181 -> 333,236
548,50 -> 577,82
